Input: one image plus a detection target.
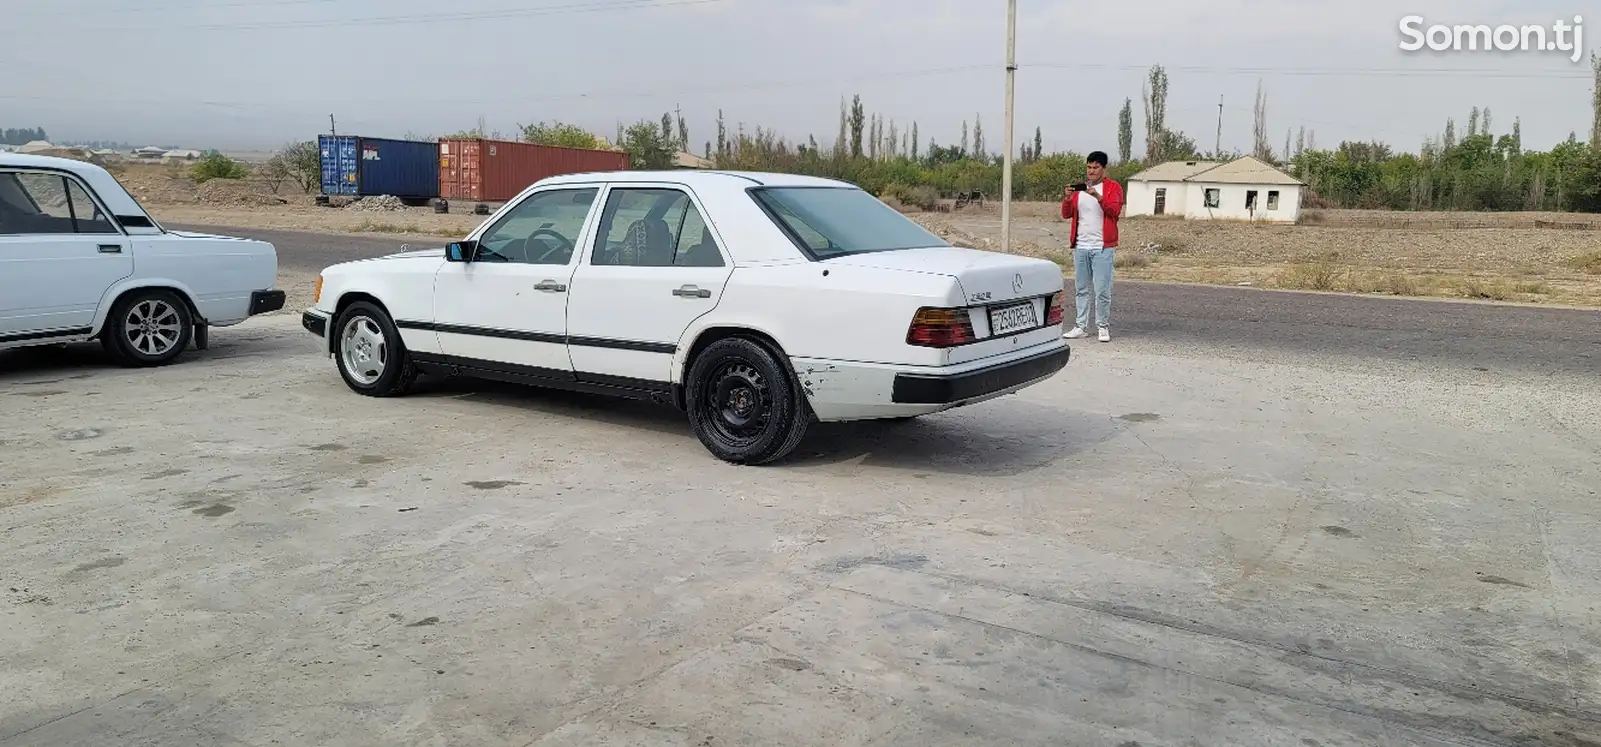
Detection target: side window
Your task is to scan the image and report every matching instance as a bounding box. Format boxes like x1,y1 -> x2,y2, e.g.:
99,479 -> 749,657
591,188 -> 725,268
475,187 -> 597,265
0,172 -> 119,235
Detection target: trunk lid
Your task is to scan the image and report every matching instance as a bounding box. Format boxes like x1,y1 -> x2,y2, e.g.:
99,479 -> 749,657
823,246 -> 1061,306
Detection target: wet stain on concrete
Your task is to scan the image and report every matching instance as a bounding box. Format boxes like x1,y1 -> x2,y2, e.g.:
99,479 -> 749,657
407,616 -> 439,627
766,658 -> 812,671
465,480 -> 522,490
14,389 -> 67,397
1321,525 -> 1355,537
1117,412 -> 1161,422
1477,574 -> 1531,588
358,455 -> 388,464
398,507 -> 418,512
309,443 -> 347,452
352,479 -> 369,488
73,556 -> 126,572
58,428 -> 103,441
91,446 -> 135,457
823,553 -> 929,573
967,528 -> 1001,537
144,468 -> 188,480
193,504 -> 235,517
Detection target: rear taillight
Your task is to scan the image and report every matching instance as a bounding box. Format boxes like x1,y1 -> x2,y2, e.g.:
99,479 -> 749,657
906,307 -> 977,347
1045,290 -> 1065,325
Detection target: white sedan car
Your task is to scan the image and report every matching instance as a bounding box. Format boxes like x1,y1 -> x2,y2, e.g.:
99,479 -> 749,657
0,153 -> 284,366
301,170 -> 1071,464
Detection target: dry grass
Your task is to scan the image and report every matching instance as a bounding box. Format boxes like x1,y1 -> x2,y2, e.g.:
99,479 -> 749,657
126,181 -> 1601,308
1566,251 -> 1601,275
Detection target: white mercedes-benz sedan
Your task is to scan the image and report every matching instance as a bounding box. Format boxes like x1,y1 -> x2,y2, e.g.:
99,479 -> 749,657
301,170 -> 1071,464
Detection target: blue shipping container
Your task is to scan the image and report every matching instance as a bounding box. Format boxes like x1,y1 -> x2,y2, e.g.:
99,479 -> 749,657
318,135 -> 440,199
319,134 -> 358,196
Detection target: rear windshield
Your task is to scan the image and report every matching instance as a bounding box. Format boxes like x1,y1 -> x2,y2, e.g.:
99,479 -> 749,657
750,186 -> 949,259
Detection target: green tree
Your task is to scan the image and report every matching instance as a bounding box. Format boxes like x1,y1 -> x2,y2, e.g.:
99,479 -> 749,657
1117,99 -> 1133,163
518,121 -> 604,149
621,119 -> 675,169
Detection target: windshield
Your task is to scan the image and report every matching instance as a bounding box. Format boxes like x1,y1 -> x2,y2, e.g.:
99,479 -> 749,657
750,186 -> 949,259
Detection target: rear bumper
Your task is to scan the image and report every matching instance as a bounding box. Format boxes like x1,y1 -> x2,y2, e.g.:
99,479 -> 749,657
302,309 -> 329,337
891,344 -> 1071,404
249,289 -> 286,316
790,340 -> 1071,422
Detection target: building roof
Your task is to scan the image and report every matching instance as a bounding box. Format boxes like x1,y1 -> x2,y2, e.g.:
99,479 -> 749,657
1126,160 -> 1221,182
1128,155 -> 1304,186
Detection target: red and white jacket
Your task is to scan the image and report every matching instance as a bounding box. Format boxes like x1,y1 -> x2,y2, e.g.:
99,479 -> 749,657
1059,178 -> 1124,249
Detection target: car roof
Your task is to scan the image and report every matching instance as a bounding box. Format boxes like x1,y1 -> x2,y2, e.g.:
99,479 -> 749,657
0,151 -> 112,173
0,152 -> 161,230
535,169 -> 858,189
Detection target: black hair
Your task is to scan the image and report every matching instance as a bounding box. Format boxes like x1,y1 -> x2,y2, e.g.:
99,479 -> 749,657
1087,151 -> 1108,166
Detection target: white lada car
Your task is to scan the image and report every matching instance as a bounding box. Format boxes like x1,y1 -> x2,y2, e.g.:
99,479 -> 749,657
301,170 -> 1071,464
0,152 -> 283,366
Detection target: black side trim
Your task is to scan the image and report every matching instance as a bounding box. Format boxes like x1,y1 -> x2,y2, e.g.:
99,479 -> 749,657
411,352 -> 675,405
396,319 -> 674,353
250,289 -> 286,315
577,371 -> 673,392
302,311 -> 328,337
892,345 -> 1072,405
117,215 -> 156,228
567,336 -> 676,354
0,326 -> 92,344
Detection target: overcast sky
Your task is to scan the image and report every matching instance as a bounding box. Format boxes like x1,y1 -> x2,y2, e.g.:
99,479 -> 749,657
5,0 -> 1595,156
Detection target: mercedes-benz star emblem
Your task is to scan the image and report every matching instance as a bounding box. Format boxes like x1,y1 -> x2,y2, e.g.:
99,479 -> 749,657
1011,273 -> 1024,293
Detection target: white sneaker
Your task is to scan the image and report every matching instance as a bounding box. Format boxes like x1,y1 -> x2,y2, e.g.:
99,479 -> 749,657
1063,327 -> 1089,339
1098,327 -> 1111,342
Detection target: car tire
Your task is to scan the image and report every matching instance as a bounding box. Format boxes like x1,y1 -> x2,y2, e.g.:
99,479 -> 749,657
333,300 -> 417,397
101,288 -> 193,367
686,336 -> 810,465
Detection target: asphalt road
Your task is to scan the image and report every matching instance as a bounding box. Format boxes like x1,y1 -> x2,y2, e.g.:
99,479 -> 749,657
180,224 -> 1601,378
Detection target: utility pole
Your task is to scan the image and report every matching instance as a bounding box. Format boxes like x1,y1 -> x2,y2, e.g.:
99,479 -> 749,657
1001,0 -> 1016,254
329,113 -> 337,139
1214,95 -> 1222,157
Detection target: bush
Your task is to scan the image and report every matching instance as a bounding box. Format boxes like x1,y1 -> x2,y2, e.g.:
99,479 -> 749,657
879,182 -> 939,211
190,153 -> 248,183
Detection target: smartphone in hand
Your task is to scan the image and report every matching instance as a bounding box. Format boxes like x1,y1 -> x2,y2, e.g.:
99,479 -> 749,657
1069,182 -> 1088,192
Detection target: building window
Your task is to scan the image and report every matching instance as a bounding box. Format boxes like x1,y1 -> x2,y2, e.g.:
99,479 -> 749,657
1204,188 -> 1220,208
1245,190 -> 1258,211
1267,190 -> 1280,210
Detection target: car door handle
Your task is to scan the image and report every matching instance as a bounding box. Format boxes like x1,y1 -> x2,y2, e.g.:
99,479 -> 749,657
672,285 -> 711,298
534,280 -> 566,292
97,244 -> 122,253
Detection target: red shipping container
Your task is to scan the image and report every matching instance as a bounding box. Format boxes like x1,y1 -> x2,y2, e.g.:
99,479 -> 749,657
438,137 -> 630,202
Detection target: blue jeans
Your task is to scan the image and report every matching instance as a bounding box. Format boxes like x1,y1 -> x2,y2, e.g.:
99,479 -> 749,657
1072,245 -> 1113,330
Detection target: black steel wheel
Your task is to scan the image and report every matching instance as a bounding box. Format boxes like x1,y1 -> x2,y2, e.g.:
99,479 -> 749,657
685,337 -> 809,464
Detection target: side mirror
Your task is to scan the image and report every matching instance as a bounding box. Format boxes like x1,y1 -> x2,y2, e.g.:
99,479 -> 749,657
445,240 -> 476,262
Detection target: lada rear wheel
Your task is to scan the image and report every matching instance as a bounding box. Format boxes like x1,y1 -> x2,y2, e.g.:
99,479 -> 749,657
686,337 -> 809,464
102,288 -> 193,367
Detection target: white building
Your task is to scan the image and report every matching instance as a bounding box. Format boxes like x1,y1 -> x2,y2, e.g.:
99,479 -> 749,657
1124,155 -> 1304,223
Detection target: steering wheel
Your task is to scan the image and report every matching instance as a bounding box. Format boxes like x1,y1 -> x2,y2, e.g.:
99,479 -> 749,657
526,228 -> 574,263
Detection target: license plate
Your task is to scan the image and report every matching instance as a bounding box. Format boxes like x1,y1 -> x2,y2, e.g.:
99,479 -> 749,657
988,301 -> 1037,335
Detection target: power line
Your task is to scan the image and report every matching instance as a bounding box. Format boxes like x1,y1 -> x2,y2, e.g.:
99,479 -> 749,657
14,0 -> 341,18
0,64 -> 993,110
1025,61 -> 1593,80
73,0 -> 734,33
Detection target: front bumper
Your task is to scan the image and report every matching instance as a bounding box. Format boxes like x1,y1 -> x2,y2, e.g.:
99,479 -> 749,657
249,289 -> 286,316
302,309 -> 329,338
891,343 -> 1071,405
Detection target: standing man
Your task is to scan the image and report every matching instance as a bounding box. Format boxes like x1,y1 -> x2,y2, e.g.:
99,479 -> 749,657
1060,150 -> 1122,342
